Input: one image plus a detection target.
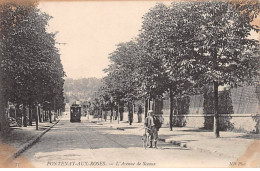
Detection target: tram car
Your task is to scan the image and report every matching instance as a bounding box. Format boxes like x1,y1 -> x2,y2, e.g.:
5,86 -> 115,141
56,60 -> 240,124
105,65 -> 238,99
70,103 -> 82,122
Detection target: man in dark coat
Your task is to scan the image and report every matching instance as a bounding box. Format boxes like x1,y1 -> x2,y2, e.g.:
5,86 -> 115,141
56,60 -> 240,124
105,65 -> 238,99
144,110 -> 155,148
152,113 -> 162,148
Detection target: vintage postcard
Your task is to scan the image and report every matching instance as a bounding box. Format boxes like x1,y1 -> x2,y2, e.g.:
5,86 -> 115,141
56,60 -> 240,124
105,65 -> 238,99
0,0 -> 259,168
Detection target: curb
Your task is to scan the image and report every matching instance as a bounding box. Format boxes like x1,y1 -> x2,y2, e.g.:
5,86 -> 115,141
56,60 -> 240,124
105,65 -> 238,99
116,127 -> 125,131
108,125 -> 125,131
11,120 -> 60,159
91,121 -> 103,125
158,138 -> 235,158
158,138 -> 187,148
114,126 -> 125,131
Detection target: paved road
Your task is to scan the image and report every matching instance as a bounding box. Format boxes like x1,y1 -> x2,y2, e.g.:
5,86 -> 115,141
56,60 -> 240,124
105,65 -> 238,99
18,116 -> 235,168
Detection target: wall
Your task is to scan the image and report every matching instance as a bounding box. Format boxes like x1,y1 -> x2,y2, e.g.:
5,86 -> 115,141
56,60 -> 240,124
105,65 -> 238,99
159,86 -> 259,133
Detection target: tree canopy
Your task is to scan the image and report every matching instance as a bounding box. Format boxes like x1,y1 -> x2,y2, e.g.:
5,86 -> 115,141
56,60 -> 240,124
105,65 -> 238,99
100,0 -> 259,136
0,1 -> 66,133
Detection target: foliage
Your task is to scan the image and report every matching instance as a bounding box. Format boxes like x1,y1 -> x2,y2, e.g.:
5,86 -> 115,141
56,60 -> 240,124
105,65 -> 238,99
96,1 -> 259,134
0,1 -> 65,133
105,41 -> 141,103
139,3 -> 195,98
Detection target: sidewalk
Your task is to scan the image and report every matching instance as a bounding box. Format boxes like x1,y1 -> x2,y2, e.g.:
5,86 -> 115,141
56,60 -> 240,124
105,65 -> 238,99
90,118 -> 260,161
0,118 -> 60,167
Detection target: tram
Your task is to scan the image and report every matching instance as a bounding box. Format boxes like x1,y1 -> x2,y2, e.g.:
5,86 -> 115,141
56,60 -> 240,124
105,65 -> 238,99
70,103 -> 82,122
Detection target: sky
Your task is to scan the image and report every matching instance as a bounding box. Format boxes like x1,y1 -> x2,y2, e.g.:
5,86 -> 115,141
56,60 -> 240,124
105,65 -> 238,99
38,1 -> 259,80
38,1 -> 162,79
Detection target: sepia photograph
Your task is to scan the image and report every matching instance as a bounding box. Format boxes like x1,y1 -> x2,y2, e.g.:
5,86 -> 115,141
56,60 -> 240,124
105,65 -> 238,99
0,0 -> 259,168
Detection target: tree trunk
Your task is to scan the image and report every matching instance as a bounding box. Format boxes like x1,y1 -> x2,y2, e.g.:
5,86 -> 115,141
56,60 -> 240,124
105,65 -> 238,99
15,105 -> 18,118
23,105 -> 27,127
101,110 -> 103,121
169,88 -> 174,131
0,93 -> 4,133
119,104 -> 124,121
120,111 -> 123,121
0,25 -> 8,135
213,81 -> 220,138
0,96 -> 9,135
153,98 -> 155,112
53,99 -> 56,122
29,104 -> 33,126
45,110 -> 48,121
174,96 -> 178,126
148,98 -> 151,110
128,103 -> 133,125
115,107 -> 118,120
137,105 -> 142,123
144,99 -> 148,118
110,107 -> 113,122
49,109 -> 52,123
104,111 -> 107,121
39,107 -> 43,123
35,106 -> 39,130
44,110 -> 46,121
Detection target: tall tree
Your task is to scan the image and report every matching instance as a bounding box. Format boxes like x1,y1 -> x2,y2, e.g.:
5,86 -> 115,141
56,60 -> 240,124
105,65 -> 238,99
140,3 -> 194,130
104,41 -> 140,125
0,1 -> 37,132
135,36 -> 169,118
0,1 -> 65,132
186,1 -> 260,137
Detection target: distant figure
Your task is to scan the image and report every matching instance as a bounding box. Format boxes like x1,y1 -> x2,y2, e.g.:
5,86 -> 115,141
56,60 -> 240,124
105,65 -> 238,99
144,110 -> 155,148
